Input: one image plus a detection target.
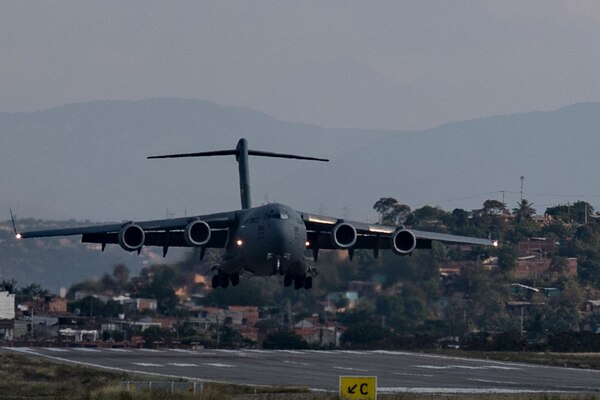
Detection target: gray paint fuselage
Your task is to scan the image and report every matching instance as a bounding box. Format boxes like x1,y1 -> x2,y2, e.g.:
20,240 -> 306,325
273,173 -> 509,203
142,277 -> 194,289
220,203 -> 308,277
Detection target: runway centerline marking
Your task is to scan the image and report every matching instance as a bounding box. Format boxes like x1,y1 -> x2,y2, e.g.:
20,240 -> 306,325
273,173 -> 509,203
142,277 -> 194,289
168,363 -> 198,367
414,365 -> 520,370
333,366 -> 369,372
204,363 -> 234,368
132,362 -> 163,367
283,360 -> 310,366
393,372 -> 434,377
469,378 -> 518,385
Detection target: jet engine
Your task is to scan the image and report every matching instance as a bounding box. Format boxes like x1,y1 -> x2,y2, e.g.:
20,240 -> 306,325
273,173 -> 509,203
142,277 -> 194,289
184,220 -> 211,247
331,222 -> 357,249
391,229 -> 417,255
118,224 -> 145,252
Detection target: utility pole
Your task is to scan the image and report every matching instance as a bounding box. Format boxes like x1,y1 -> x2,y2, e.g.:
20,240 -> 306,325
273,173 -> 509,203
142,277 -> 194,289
216,315 -> 220,348
520,307 -> 525,339
520,176 -> 525,201
30,307 -> 34,339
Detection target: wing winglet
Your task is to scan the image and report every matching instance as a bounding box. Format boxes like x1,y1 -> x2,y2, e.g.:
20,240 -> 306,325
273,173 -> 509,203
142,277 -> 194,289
9,209 -> 21,239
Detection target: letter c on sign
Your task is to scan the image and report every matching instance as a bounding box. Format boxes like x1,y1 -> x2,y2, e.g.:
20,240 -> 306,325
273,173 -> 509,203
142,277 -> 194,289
360,383 -> 368,395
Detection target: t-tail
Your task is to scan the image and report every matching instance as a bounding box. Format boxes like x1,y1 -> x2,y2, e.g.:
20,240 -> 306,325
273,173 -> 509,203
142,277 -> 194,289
148,138 -> 328,209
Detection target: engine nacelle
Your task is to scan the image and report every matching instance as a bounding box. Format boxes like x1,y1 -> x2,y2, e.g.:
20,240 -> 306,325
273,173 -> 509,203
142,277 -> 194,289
184,220 -> 211,247
118,224 -> 145,252
391,229 -> 417,255
331,222 -> 357,249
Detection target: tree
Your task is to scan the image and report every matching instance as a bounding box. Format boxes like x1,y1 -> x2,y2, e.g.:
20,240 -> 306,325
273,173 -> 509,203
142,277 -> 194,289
137,265 -> 179,314
497,245 -> 517,272
262,330 -> 308,349
340,322 -> 394,347
543,279 -> 583,333
513,199 -> 536,223
0,279 -> 17,293
204,278 -> 269,306
546,201 -> 593,225
547,256 -> 569,281
18,283 -> 49,301
142,325 -> 174,346
112,264 -> 130,291
412,205 -> 448,224
373,197 -> 410,225
482,199 -> 508,215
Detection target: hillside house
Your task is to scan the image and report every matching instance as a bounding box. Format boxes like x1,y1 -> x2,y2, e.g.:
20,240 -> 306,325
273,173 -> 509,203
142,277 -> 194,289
292,319 -> 341,347
0,291 -> 14,340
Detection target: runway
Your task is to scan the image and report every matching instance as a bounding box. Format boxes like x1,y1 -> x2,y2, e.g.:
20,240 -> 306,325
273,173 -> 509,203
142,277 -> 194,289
3,347 -> 599,394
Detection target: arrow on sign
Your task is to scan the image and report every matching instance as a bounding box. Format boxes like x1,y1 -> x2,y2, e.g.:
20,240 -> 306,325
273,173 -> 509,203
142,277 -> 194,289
347,384 -> 357,394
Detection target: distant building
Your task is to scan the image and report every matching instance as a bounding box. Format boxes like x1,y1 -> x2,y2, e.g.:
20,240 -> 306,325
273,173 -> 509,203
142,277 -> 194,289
46,297 -> 67,313
193,306 -> 260,342
59,328 -> 98,342
512,257 -> 577,279
0,291 -> 15,320
325,292 -> 359,312
517,237 -> 557,257
74,291 -> 112,303
511,238 -> 577,279
135,298 -> 158,312
582,300 -> 600,313
0,291 -> 15,340
348,281 -> 382,296
292,319 -> 342,347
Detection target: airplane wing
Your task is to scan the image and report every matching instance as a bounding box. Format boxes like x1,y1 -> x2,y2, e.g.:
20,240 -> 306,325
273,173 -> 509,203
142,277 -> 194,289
301,212 -> 496,258
17,211 -> 237,254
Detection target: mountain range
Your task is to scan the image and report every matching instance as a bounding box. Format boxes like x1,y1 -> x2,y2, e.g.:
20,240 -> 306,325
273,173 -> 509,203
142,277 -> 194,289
2,98 -> 599,223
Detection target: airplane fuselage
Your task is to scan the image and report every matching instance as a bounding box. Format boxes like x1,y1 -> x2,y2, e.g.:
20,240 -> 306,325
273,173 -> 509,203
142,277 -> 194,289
220,203 -> 308,277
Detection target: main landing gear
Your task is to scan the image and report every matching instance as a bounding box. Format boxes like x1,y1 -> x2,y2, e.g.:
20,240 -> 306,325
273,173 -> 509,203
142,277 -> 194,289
211,270 -> 240,289
284,274 -> 312,290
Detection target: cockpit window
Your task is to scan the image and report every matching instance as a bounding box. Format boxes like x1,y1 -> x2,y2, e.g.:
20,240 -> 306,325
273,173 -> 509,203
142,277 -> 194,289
267,212 -> 289,220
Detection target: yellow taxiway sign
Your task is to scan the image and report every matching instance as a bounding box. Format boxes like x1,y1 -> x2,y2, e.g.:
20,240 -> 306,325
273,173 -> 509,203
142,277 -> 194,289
339,376 -> 377,400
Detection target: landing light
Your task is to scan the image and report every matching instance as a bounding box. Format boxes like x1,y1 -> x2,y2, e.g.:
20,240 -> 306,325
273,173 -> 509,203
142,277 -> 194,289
493,240 -> 499,247
15,233 -> 22,240
305,241 -> 310,247
236,239 -> 243,246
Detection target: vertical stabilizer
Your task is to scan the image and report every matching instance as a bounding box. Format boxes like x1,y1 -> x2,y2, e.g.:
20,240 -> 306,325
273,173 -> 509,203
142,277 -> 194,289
235,139 -> 251,209
148,138 -> 328,210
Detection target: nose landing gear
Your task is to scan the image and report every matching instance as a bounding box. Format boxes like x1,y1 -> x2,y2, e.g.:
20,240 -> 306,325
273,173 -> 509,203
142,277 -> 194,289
210,266 -> 240,289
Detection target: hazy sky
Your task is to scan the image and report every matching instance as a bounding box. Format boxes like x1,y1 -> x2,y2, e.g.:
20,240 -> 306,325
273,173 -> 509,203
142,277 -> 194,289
2,1 -> 600,130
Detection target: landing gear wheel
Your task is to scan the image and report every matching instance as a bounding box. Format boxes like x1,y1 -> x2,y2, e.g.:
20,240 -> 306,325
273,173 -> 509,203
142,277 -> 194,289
211,274 -> 221,289
294,275 -> 305,290
284,274 -> 293,287
220,274 -> 230,289
230,273 -> 240,287
304,276 -> 312,290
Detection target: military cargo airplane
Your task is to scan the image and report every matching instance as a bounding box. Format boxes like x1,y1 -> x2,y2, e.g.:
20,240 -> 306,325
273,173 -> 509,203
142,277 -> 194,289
14,138 -> 496,290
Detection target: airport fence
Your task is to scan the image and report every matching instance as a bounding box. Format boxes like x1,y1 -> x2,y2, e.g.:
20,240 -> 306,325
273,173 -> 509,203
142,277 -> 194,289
121,381 -> 203,394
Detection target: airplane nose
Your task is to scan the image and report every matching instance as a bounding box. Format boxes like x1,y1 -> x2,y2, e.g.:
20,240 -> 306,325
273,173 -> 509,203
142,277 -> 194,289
268,221 -> 292,253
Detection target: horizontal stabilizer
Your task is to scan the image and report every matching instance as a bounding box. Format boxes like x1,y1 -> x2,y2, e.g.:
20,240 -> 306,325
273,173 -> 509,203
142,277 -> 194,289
148,148 -> 328,162
148,150 -> 237,159
247,150 -> 328,162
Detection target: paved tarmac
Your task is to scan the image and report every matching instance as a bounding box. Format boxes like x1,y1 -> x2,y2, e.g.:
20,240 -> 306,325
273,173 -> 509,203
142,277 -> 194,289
4,347 -> 600,394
